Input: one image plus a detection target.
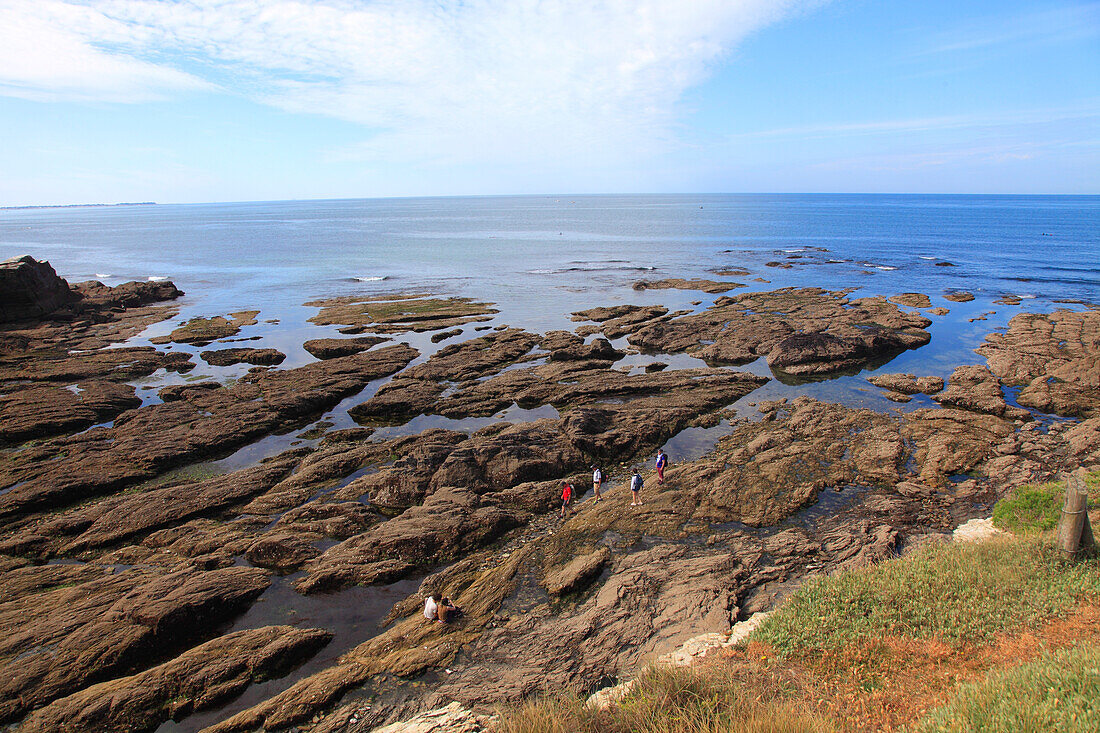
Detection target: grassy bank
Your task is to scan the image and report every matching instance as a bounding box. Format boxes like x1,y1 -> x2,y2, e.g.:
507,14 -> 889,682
494,471 -> 1100,732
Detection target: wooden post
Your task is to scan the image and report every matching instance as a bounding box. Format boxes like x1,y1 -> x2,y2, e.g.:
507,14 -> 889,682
1056,468 -> 1095,559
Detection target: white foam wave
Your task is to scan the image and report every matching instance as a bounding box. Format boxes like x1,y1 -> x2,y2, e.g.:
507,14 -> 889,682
918,256 -> 936,260
876,266 -> 898,271
354,276 -> 388,282
94,273 -> 112,278
147,275 -> 169,282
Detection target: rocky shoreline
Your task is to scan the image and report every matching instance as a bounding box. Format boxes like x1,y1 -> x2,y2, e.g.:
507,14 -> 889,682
0,254 -> 1097,732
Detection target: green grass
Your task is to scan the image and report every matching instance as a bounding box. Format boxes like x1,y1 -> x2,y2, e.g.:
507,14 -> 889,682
992,483 -> 1062,532
992,470 -> 1100,533
915,643 -> 1100,732
494,665 -> 830,733
756,535 -> 1100,657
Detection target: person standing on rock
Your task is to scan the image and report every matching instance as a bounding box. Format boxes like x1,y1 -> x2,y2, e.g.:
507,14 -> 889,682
630,469 -> 644,506
560,481 -> 574,518
655,449 -> 668,484
592,465 -> 604,503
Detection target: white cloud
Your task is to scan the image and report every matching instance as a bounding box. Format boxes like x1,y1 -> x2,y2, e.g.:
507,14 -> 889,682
0,0 -> 822,168
0,0 -> 210,102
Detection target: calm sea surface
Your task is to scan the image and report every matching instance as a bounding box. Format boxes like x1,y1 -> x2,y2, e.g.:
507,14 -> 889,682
1,194 -> 1097,327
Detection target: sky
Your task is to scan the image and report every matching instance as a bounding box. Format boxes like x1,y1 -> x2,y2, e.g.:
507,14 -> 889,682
0,0 -> 1097,205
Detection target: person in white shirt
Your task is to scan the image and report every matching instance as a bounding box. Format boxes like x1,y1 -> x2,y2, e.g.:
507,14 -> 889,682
423,595 -> 438,621
592,465 -> 603,503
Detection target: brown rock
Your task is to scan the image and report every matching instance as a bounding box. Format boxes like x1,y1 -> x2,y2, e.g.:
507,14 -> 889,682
306,294 -> 498,334
0,565 -> 269,723
628,288 -> 931,375
977,309 -> 1100,417
888,293 -> 932,308
151,311 -> 259,346
0,345 -> 417,519
200,347 -> 286,366
632,278 -> 744,294
0,381 -> 140,444
303,336 -> 388,359
933,365 -> 1031,419
545,546 -> 611,595
868,373 -> 944,395
944,291 -> 975,302
245,532 -> 321,572
296,487 -> 522,593
17,625 -> 331,733
0,255 -> 76,322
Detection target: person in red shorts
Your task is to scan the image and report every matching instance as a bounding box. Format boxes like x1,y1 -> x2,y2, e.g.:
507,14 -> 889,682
655,448 -> 668,484
560,481 -> 574,518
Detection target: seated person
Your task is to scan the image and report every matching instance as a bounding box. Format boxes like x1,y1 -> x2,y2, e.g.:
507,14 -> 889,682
423,594 -> 460,623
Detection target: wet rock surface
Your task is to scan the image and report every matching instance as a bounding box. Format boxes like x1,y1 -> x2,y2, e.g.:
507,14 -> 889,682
0,344 -> 417,519
627,287 -> 932,375
306,294 -> 498,333
2,269 -> 1096,732
0,565 -> 269,724
977,308 -> 1100,418
151,311 -> 259,346
303,336 -> 388,359
17,625 -> 331,733
200,347 -> 286,366
632,278 -> 744,293
868,373 -> 944,395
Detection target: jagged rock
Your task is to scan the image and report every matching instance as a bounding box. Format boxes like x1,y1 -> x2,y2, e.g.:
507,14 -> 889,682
933,365 -> 1031,419
306,294 -> 498,333
868,373 -> 944,395
0,565 -> 269,723
200,347 -> 285,366
151,311 -> 259,346
628,288 -> 931,375
545,546 -> 611,595
944,291 -> 975,302
571,305 -> 669,339
303,336 -> 388,359
369,701 -> 490,733
0,381 -> 140,444
547,337 -> 623,362
245,532 -> 321,572
17,625 -> 331,733
0,255 -> 77,322
296,487 -> 522,593
977,309 -> 1100,417
0,345 -> 417,519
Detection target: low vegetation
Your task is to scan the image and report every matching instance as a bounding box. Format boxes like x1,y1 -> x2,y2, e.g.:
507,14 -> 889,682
916,643 -> 1100,732
494,473 -> 1100,732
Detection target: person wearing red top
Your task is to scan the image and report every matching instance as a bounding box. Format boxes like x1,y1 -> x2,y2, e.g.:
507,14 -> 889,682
560,481 -> 574,518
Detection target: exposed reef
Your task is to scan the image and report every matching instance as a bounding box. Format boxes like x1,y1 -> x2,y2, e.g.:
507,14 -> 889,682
1,262 -> 1097,732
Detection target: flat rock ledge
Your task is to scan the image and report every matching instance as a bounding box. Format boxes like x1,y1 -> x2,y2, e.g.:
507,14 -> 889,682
369,701 -> 492,733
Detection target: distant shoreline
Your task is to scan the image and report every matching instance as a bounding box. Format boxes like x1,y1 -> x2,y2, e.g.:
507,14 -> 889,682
0,202 -> 156,211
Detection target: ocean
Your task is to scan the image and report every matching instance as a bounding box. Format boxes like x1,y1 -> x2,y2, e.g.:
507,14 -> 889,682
3,192 -> 1097,410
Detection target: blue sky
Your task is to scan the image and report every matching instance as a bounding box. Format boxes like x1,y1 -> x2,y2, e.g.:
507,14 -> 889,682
0,0 -> 1096,205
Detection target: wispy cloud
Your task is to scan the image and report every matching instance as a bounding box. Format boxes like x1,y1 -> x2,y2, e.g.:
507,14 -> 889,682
918,2 -> 1100,56
0,0 -> 823,169
726,102 -> 1100,142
